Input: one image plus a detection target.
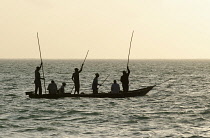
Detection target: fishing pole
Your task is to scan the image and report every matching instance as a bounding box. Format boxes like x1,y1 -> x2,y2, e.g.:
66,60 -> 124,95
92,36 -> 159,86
82,50 -> 89,65
37,32 -> 46,94
100,74 -> 110,86
127,30 -> 134,67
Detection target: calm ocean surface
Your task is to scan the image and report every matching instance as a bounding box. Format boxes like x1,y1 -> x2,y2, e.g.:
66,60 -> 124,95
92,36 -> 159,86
1,59 -> 210,138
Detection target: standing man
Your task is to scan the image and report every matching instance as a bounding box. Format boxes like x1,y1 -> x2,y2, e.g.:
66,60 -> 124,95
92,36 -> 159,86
92,73 -> 101,94
120,66 -> 130,92
34,62 -> 44,95
72,64 -> 84,94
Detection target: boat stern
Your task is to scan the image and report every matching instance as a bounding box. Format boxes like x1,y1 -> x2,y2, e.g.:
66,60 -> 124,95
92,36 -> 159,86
25,92 -> 34,95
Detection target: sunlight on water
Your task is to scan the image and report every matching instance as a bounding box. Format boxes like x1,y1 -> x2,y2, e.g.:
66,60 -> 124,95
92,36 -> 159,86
1,59 -> 210,137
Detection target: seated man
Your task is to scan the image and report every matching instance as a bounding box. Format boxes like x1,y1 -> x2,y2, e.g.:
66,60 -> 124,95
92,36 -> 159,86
59,82 -> 66,94
111,80 -> 120,93
47,80 -> 58,94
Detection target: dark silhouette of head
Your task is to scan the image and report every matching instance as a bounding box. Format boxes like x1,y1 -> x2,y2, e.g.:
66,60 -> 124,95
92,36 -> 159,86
36,66 -> 40,71
114,80 -> 117,83
95,73 -> 99,77
75,68 -> 79,72
123,71 -> 126,75
51,80 -> 55,83
62,82 -> 66,86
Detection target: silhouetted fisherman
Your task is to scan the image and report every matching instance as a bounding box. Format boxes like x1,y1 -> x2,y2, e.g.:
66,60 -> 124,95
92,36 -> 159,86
72,64 -> 84,94
111,80 -> 120,93
34,62 -> 44,95
92,73 -> 101,94
120,66 -> 130,92
47,80 -> 57,94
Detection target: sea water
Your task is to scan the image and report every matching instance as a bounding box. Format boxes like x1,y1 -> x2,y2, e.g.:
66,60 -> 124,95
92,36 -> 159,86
0,59 -> 210,138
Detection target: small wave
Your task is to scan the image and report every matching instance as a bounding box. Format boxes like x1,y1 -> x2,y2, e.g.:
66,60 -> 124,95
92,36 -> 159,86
201,110 -> 210,115
155,111 -> 177,115
166,84 -> 173,88
0,118 -> 8,121
62,109 -> 84,115
34,116 -> 56,121
125,120 -> 138,123
193,117 -> 205,122
109,102 -> 117,105
3,85 -> 17,90
69,117 -> 87,121
0,125 -> 6,128
15,128 -> 35,132
18,109 -> 29,113
23,114 -> 43,120
36,127 -> 56,131
15,127 -> 56,133
16,116 -> 30,120
81,112 -> 101,116
179,119 -> 192,124
83,132 -> 94,134
5,94 -> 18,97
188,136 -> 206,138
130,115 -> 150,120
140,128 -> 150,131
36,109 -> 57,114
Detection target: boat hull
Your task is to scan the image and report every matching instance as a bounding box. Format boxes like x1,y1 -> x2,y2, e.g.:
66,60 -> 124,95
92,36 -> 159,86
26,86 -> 155,99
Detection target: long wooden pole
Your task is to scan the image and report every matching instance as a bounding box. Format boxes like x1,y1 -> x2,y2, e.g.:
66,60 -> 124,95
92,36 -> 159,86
37,32 -> 46,94
127,30 -> 134,67
82,50 -> 89,65
100,74 -> 110,86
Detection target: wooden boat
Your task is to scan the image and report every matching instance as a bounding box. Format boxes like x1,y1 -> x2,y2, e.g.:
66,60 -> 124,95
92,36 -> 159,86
25,86 -> 155,99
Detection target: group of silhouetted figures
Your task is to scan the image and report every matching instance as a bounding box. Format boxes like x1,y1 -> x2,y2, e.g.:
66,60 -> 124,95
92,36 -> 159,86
34,62 -> 130,95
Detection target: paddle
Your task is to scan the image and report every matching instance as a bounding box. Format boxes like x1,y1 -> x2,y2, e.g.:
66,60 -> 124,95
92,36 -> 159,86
37,32 -> 46,94
71,50 -> 89,93
127,30 -> 134,67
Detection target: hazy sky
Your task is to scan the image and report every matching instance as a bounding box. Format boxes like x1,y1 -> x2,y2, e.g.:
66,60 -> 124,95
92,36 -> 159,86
1,0 -> 210,59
